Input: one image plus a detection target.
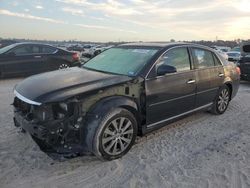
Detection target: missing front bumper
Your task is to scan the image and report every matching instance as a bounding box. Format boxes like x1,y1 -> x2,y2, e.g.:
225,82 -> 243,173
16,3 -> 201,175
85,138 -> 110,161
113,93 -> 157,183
13,111 -> 86,155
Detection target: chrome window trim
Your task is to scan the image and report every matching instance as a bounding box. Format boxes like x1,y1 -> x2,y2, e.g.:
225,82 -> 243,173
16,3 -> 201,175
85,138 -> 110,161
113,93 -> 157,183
14,90 -> 42,106
145,44 -> 224,80
147,103 -> 213,128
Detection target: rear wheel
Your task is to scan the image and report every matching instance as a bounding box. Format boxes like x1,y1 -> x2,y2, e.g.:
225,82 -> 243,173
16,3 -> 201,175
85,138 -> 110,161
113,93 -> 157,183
91,108 -> 137,160
58,63 -> 69,69
210,85 -> 230,115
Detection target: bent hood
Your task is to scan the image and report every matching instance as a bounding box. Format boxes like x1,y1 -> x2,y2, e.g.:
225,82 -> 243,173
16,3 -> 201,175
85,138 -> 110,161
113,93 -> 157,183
15,67 -> 133,104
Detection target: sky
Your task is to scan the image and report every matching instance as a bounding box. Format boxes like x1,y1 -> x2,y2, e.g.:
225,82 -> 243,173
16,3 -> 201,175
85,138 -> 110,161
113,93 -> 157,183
0,0 -> 250,42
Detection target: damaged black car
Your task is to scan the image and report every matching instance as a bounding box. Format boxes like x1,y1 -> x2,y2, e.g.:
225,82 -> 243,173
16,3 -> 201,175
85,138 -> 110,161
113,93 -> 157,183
13,43 -> 240,160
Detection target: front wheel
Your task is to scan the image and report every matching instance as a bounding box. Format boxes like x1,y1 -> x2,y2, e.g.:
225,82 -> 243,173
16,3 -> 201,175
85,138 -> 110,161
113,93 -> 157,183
92,108 -> 137,160
210,85 -> 230,115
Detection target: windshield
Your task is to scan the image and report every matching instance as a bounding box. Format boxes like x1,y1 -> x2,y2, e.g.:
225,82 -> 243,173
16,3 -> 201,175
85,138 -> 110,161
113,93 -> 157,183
0,43 -> 17,54
83,47 -> 158,76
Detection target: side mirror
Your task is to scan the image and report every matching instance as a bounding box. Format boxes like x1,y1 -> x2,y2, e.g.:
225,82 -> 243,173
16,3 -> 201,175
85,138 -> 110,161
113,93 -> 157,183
157,64 -> 177,76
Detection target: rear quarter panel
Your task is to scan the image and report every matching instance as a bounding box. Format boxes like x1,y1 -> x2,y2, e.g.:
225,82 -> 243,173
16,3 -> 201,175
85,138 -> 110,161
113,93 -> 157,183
223,62 -> 240,99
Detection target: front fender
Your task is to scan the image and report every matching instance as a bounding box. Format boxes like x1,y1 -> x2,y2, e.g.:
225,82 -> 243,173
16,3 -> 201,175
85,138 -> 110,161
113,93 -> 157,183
82,96 -> 139,153
87,96 -> 138,117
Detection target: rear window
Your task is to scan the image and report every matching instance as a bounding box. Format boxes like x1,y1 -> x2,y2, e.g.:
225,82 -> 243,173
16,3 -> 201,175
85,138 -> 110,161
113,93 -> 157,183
192,48 -> 215,68
41,46 -> 57,54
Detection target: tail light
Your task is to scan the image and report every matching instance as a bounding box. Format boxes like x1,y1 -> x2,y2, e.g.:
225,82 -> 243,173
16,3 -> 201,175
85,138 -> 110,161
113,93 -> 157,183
236,66 -> 241,75
72,53 -> 80,61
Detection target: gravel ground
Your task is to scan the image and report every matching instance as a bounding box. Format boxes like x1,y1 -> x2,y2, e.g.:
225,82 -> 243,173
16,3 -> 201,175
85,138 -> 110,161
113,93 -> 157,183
0,78 -> 250,188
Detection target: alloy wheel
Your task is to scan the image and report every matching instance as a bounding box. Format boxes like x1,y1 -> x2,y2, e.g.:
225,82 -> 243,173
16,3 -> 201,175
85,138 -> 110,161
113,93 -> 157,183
59,63 -> 69,69
102,117 -> 134,156
217,88 -> 229,112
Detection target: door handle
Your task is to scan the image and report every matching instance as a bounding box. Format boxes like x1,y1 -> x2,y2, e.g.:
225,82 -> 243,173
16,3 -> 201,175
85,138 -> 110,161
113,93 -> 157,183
218,73 -> 224,77
34,56 -> 41,58
186,79 -> 196,84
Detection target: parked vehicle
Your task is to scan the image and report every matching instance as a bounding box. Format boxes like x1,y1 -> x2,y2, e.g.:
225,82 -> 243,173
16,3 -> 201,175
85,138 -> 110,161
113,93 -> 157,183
13,43 -> 240,160
0,39 -> 17,48
227,51 -> 241,62
0,42 -> 80,78
81,44 -> 96,58
231,46 -> 241,52
238,42 -> 250,81
67,45 -> 85,52
211,46 -> 231,52
83,45 -> 113,58
215,49 -> 228,60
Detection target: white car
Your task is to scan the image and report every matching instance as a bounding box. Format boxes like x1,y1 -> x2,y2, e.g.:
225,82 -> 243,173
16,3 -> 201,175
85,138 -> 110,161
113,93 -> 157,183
85,45 -> 114,57
227,51 -> 241,62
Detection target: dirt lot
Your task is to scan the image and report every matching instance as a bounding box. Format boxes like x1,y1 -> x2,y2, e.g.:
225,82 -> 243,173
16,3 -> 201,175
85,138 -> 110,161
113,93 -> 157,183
0,78 -> 250,188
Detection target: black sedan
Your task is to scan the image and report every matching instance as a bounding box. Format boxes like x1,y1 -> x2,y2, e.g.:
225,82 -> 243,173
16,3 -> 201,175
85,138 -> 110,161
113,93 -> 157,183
13,43 -> 240,160
0,43 -> 80,78
239,43 -> 250,81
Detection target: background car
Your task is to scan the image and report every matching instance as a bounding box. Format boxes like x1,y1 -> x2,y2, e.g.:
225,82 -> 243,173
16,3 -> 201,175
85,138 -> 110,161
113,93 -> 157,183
214,49 -> 228,60
66,45 -> 85,52
227,51 -> 241,62
0,39 -> 17,48
0,42 -> 80,78
238,42 -> 250,81
231,46 -> 241,52
82,44 -> 113,58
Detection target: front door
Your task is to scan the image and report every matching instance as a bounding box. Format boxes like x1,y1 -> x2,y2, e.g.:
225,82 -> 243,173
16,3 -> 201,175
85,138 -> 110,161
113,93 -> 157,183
2,44 -> 44,77
145,47 -> 196,126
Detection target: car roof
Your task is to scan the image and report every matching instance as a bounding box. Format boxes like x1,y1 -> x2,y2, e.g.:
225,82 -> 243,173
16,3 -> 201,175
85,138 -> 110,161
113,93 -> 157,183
11,42 -> 56,48
117,42 -> 213,51
119,42 -> 189,48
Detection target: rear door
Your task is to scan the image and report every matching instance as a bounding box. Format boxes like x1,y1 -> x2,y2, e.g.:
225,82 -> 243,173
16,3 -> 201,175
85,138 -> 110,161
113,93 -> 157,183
191,48 -> 224,107
145,47 -> 196,126
39,45 -> 63,71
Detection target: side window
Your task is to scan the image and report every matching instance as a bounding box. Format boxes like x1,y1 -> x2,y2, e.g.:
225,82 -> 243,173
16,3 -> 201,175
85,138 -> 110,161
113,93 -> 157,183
213,54 -> 222,66
10,45 -> 40,55
192,48 -> 214,68
32,45 -> 40,53
11,46 -> 32,55
157,47 -> 191,72
41,46 -> 57,54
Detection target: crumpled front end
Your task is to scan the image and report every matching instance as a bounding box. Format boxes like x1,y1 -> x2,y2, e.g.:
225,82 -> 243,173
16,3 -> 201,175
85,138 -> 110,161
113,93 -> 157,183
13,95 -> 86,156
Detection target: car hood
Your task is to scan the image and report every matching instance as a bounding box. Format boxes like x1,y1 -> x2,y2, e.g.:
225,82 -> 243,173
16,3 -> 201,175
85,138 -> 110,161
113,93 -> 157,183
15,67 -> 133,104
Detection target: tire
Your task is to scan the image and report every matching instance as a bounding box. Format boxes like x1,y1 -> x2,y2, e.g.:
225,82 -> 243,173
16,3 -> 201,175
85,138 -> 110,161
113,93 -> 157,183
210,85 -> 231,115
90,108 -> 138,160
58,63 -> 69,69
94,50 -> 101,56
